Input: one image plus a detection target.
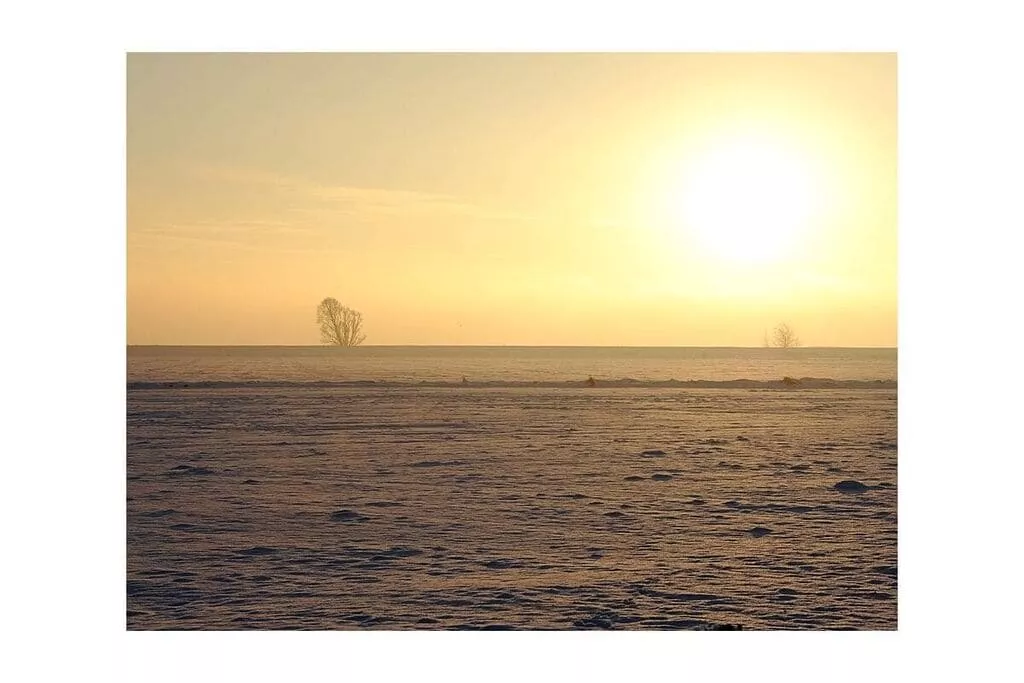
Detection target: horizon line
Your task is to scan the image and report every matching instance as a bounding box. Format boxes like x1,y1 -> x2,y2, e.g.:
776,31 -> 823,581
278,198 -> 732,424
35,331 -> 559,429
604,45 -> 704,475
127,343 -> 898,349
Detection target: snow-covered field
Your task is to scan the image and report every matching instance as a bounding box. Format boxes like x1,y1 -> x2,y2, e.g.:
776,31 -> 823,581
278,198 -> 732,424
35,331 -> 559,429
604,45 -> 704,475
127,383 -> 897,630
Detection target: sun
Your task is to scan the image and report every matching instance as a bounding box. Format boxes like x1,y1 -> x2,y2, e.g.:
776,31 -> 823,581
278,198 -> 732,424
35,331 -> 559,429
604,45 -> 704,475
675,135 -> 819,264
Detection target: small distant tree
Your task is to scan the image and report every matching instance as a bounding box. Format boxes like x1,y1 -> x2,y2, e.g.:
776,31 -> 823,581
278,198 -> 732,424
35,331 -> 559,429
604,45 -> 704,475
768,322 -> 801,349
316,297 -> 366,346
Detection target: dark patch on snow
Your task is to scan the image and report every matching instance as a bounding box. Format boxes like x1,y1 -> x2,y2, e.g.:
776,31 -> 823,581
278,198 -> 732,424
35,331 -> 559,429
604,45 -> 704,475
371,547 -> 423,561
482,558 -> 522,570
833,480 -> 871,493
330,509 -> 369,522
236,546 -> 279,556
574,615 -> 615,629
167,465 -> 214,476
140,509 -> 177,518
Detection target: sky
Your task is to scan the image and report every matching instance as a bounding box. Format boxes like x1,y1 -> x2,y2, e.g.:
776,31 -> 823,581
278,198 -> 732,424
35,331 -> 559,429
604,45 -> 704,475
127,52 -> 896,346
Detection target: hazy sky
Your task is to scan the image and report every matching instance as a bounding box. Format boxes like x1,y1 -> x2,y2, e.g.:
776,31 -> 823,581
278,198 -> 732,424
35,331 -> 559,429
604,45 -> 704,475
127,53 -> 895,346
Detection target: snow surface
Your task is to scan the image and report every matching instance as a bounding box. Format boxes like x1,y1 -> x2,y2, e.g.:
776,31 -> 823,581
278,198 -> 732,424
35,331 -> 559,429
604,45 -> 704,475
127,384 -> 897,630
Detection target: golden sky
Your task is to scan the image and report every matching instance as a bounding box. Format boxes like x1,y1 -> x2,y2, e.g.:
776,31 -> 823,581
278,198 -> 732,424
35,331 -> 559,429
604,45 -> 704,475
127,53 -> 895,346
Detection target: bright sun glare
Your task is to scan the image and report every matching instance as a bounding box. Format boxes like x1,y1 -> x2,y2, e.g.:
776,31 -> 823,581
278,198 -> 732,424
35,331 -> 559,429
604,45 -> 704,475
676,136 -> 819,264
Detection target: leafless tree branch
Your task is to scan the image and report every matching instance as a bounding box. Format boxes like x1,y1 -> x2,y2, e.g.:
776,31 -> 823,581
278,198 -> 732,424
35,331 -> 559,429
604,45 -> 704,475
768,322 -> 801,348
316,297 -> 366,346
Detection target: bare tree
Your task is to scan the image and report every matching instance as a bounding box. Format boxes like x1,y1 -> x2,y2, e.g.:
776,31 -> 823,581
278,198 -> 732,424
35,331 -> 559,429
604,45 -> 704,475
316,297 -> 366,346
768,322 -> 801,349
